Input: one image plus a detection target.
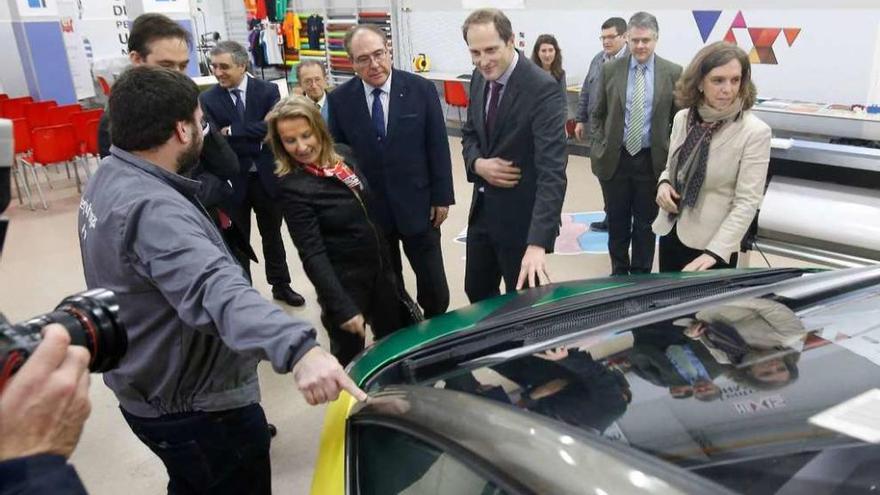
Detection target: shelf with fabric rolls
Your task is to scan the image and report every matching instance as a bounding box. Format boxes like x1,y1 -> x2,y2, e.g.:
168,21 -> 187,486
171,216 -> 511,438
327,14 -> 358,84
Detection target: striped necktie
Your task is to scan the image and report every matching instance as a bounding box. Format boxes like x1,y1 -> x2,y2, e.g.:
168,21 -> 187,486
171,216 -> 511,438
625,64 -> 647,156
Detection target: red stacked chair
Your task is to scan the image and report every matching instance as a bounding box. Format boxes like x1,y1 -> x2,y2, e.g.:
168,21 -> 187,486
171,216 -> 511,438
443,81 -> 469,122
1,97 -> 34,119
23,101 -> 58,129
72,109 -> 104,169
84,119 -> 102,158
47,104 -> 83,126
12,119 -> 34,210
19,124 -> 85,209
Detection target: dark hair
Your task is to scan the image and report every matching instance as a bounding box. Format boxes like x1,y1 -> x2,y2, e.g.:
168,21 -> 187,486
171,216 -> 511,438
109,65 -> 199,152
342,24 -> 387,56
461,8 -> 513,44
675,41 -> 757,110
127,13 -> 193,56
601,17 -> 627,36
295,59 -> 327,81
530,34 -> 563,82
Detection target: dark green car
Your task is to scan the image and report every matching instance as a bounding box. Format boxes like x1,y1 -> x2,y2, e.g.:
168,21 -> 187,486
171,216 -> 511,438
312,266 -> 880,494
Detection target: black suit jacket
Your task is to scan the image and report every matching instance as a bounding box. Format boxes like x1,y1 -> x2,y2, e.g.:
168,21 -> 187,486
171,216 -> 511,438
200,76 -> 281,203
461,52 -> 568,251
327,69 -> 454,236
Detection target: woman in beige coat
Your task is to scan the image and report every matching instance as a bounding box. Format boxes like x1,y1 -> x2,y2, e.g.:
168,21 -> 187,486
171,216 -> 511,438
654,42 -> 771,272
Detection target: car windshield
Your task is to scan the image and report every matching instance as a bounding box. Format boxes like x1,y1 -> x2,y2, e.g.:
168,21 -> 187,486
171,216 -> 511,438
425,283 -> 880,493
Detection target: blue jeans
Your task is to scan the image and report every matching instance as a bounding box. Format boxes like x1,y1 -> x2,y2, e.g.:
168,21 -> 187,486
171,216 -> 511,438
121,403 -> 271,495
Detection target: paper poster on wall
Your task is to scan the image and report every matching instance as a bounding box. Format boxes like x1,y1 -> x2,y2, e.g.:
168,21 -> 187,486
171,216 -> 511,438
461,0 -> 524,9
140,0 -> 191,14
59,16 -> 96,100
15,0 -> 59,17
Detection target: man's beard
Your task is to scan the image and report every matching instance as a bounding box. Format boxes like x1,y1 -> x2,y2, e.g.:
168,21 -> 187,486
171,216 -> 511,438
176,129 -> 203,177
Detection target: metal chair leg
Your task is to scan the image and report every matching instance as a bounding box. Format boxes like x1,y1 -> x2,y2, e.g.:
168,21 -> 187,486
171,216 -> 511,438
16,157 -> 35,210
27,164 -> 48,210
71,160 -> 83,193
11,162 -> 23,205
42,166 -> 54,190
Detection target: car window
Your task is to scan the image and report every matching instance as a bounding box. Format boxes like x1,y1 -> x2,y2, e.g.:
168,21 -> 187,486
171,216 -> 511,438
354,423 -> 509,495
430,286 -> 880,494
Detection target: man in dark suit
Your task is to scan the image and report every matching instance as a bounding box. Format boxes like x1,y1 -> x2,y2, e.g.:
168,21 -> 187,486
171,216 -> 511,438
200,41 -> 304,306
328,25 -> 454,318
590,12 -> 682,275
460,8 -> 567,303
574,16 -> 629,233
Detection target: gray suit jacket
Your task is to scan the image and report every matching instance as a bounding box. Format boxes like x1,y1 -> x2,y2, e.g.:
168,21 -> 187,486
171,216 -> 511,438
461,52 -> 568,251
574,47 -> 630,127
589,54 -> 682,181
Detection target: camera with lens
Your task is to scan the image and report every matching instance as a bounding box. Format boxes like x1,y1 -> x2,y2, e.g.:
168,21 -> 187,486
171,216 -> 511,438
0,289 -> 128,390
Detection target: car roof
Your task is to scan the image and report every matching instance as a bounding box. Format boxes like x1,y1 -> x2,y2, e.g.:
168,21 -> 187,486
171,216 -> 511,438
351,385 -> 734,495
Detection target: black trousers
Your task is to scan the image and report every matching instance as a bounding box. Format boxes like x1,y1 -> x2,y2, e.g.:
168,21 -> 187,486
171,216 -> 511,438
600,148 -> 659,275
321,267 -> 405,367
464,199 -> 528,304
659,226 -> 738,272
121,404 -> 271,495
236,174 -> 290,287
385,226 -> 449,317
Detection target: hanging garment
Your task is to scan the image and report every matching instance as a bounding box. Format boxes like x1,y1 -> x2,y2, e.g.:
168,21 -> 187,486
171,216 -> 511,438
307,15 -> 324,50
274,0 -> 289,22
283,11 -> 302,50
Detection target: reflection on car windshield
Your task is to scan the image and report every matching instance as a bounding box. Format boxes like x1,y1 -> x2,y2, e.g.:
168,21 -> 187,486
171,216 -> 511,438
432,286 -> 880,494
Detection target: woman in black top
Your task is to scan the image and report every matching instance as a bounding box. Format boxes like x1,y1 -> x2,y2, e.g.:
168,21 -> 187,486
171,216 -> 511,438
266,96 -> 405,366
531,34 -> 566,96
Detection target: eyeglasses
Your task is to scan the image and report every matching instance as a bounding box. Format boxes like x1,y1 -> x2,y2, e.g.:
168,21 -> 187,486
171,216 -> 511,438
353,48 -> 388,66
600,34 -> 622,42
200,118 -> 209,137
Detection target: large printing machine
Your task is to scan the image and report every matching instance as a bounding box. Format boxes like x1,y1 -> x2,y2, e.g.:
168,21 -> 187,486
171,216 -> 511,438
748,100 -> 880,268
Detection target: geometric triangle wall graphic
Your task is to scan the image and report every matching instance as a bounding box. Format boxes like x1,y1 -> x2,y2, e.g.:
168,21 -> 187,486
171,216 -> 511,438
694,10 -> 801,65
693,10 -> 723,43
724,28 -> 737,44
748,47 -> 761,64
748,27 -> 782,47
783,28 -> 802,46
754,46 -> 778,65
731,10 -> 747,28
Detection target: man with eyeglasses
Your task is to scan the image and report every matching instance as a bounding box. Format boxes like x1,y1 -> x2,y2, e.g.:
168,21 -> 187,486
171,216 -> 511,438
327,24 -> 454,319
574,17 -> 628,233
296,60 -> 331,120
201,40 -> 306,307
590,12 -> 682,276
96,14 -> 255,274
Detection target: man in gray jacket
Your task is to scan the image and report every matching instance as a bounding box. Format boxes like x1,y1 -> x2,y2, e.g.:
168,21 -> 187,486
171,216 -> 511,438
574,17 -> 628,233
78,66 -> 364,494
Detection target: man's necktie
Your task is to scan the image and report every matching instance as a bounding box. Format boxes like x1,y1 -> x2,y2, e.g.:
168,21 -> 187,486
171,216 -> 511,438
231,89 -> 246,122
625,64 -> 647,156
485,81 -> 503,136
371,87 -> 385,140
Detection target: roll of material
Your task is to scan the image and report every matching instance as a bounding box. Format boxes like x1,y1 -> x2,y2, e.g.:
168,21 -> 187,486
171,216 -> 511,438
758,176 -> 880,253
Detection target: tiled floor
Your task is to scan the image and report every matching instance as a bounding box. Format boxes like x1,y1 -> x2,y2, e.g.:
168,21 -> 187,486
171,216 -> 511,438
0,138 -> 808,494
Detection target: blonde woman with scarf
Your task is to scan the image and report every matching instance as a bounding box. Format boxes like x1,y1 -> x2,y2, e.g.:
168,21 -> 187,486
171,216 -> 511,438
653,42 -> 771,272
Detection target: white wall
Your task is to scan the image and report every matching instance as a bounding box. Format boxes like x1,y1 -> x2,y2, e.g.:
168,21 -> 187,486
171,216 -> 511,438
399,2 -> 880,105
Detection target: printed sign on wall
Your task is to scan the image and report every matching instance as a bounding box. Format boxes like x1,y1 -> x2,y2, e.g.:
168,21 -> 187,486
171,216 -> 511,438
16,0 -> 59,16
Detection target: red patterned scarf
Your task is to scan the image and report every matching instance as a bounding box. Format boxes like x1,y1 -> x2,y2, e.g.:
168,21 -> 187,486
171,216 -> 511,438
301,160 -> 362,193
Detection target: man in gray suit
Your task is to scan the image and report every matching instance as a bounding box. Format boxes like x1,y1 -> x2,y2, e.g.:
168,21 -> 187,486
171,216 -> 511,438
574,17 -> 629,141
460,8 -> 567,303
590,12 -> 682,275
574,16 -> 629,232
